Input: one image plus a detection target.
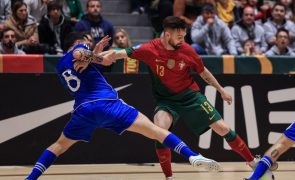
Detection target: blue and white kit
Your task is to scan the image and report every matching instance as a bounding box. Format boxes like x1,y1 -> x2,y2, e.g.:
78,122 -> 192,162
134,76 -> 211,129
55,44 -> 138,141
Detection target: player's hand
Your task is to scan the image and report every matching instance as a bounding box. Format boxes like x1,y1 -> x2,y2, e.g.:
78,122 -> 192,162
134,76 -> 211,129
207,17 -> 214,25
221,90 -> 232,105
93,35 -> 111,54
74,60 -> 89,73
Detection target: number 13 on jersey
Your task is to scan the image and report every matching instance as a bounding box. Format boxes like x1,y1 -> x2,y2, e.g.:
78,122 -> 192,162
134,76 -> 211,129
156,65 -> 165,76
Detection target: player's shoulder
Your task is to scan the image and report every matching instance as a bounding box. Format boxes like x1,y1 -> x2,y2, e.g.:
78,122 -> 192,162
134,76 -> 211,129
132,38 -> 159,51
146,38 -> 161,48
180,42 -> 196,52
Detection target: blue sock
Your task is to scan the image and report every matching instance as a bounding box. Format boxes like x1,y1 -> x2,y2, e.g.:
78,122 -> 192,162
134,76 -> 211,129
162,133 -> 198,158
249,156 -> 273,180
26,150 -> 57,180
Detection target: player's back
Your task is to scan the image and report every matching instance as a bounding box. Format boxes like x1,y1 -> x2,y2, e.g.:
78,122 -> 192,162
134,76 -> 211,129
56,44 -> 118,108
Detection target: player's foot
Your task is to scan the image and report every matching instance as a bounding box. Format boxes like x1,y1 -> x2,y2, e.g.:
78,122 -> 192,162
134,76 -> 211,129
166,177 -> 174,180
189,155 -> 221,172
248,155 -> 278,171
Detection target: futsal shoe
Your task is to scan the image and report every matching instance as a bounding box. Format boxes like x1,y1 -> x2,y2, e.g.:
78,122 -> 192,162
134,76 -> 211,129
248,156 -> 278,171
189,155 -> 221,172
166,177 -> 174,180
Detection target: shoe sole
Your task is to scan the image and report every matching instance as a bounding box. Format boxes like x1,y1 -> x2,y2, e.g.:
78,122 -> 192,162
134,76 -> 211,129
191,159 -> 221,172
270,162 -> 278,171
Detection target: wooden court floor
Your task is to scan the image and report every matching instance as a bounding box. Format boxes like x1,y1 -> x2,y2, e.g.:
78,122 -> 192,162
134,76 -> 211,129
0,162 -> 294,180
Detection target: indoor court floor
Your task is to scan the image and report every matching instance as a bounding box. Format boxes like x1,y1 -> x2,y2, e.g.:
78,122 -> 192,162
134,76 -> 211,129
0,162 -> 294,180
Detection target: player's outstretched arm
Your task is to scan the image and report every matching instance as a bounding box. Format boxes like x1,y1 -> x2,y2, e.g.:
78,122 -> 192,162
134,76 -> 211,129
199,67 -> 232,105
100,49 -> 128,61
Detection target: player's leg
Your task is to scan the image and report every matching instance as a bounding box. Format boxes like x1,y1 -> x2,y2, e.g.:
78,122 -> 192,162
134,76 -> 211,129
246,122 -> 295,180
127,112 -> 221,171
210,120 -> 255,164
26,133 -> 77,180
154,110 -> 174,179
245,134 -> 295,180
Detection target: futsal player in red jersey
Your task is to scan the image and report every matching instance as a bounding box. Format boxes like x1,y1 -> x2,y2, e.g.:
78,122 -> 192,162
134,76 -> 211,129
79,16 -> 277,179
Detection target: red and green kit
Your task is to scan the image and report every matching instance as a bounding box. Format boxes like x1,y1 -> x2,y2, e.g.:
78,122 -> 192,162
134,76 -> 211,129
126,38 -> 222,135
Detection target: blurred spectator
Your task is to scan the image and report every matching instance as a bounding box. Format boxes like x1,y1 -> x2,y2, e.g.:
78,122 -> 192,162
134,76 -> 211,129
38,0 -> 73,54
263,2 -> 295,49
75,0 -> 114,50
279,0 -> 294,21
174,0 -> 213,26
24,0 -> 50,22
265,28 -> 295,56
61,0 -> 84,25
113,28 -> 145,74
191,3 -> 237,55
155,0 -> 173,36
130,0 -> 148,14
233,0 -> 247,22
231,6 -> 267,54
241,39 -> 258,55
0,0 -> 11,32
245,0 -> 271,23
114,28 -> 132,48
4,1 -> 41,54
216,0 -> 236,27
173,0 -> 214,44
0,27 -> 25,54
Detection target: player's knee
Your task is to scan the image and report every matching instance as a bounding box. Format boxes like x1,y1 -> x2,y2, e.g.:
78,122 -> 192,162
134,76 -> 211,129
212,121 -> 230,136
48,141 -> 69,156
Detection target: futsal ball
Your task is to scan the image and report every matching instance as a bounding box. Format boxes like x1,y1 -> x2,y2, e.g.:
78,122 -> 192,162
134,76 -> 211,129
259,170 -> 275,180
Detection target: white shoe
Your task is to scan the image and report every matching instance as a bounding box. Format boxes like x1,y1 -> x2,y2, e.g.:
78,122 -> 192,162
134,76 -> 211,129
248,155 -> 278,171
189,155 -> 221,172
166,177 -> 174,180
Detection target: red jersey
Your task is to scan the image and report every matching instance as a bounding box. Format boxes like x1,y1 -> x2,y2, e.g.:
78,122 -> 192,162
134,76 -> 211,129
127,38 -> 204,98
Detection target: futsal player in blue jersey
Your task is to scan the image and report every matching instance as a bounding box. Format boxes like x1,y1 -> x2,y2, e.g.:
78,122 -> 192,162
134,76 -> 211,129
245,122 -> 295,180
25,32 -> 221,180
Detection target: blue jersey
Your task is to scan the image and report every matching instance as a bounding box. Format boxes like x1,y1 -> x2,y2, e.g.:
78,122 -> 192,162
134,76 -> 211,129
284,122 -> 295,141
56,43 -> 118,109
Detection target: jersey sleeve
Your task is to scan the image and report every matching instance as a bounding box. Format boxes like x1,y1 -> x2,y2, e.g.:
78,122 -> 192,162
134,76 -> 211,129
125,43 -> 153,64
186,45 -> 204,74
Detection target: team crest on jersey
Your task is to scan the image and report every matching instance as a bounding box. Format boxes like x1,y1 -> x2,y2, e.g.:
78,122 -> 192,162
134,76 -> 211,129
179,60 -> 186,70
167,59 -> 175,69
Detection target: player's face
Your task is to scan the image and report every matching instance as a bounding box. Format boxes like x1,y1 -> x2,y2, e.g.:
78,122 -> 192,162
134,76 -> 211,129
84,35 -> 94,49
168,29 -> 186,49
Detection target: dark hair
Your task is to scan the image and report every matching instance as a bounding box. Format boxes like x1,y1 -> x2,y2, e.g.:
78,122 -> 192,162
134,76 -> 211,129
87,0 -> 101,8
64,31 -> 87,50
202,3 -> 215,13
272,2 -> 287,12
276,28 -> 289,38
12,1 -> 27,21
162,16 -> 187,31
47,1 -> 62,13
0,27 -> 15,39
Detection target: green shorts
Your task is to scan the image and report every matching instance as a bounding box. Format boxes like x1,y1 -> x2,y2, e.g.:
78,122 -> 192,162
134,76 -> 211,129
154,92 -> 222,135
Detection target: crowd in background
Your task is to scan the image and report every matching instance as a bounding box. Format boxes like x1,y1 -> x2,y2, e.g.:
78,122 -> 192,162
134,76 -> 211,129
0,0 -> 295,57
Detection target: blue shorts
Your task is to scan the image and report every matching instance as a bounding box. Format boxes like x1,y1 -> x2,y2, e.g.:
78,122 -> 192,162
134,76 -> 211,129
63,99 -> 138,141
283,122 -> 295,141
